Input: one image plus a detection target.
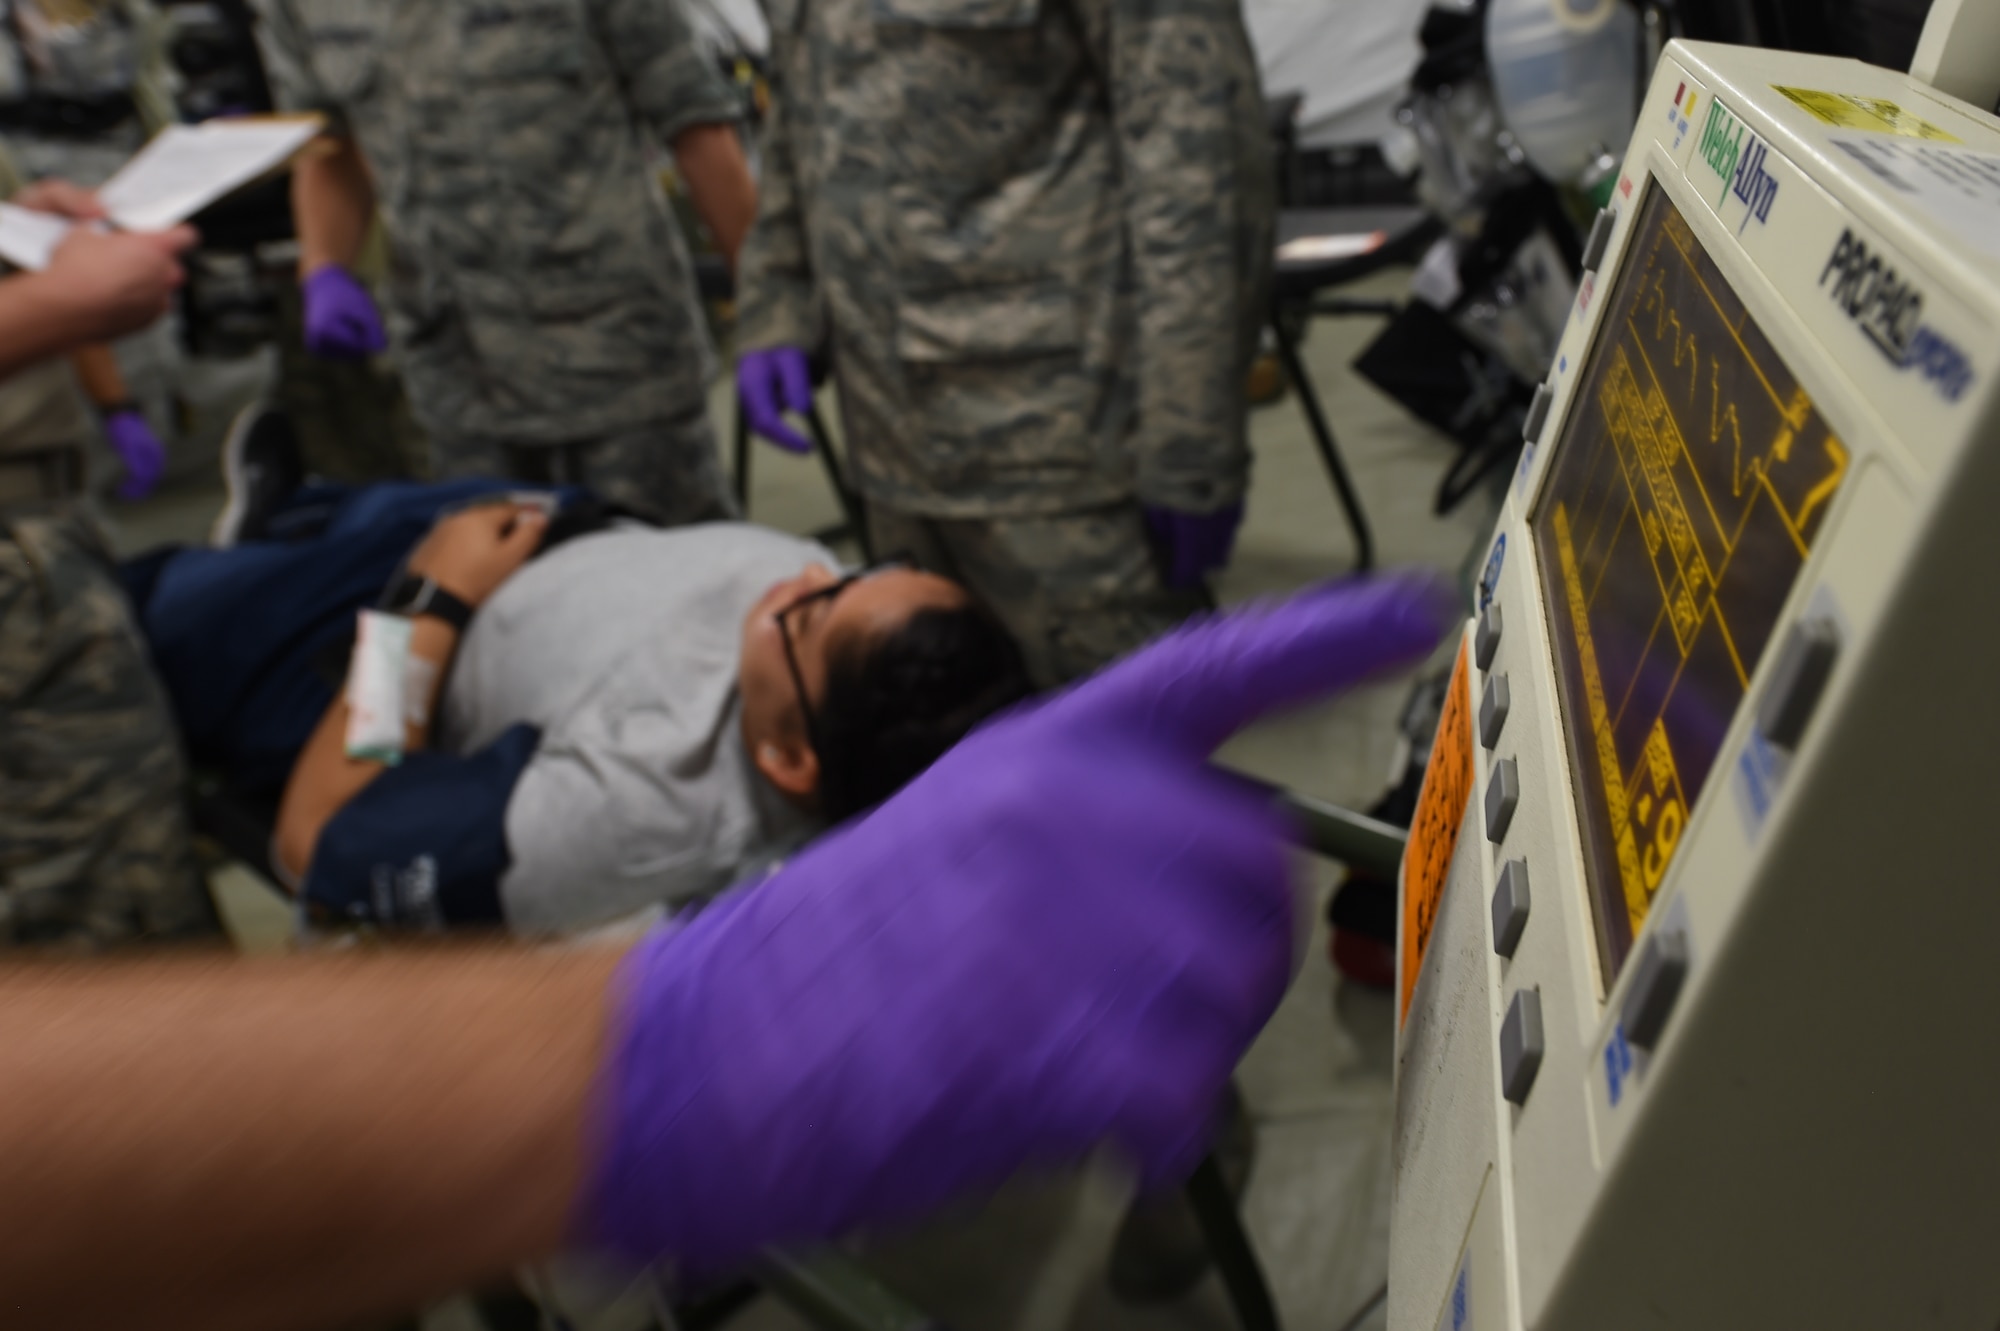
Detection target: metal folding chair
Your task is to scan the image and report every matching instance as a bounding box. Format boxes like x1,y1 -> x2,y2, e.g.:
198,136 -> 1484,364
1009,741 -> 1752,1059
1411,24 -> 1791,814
1267,205 -> 1444,572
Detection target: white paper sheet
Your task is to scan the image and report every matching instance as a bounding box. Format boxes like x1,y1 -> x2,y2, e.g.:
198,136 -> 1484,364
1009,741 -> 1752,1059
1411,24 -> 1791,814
1276,230 -> 1387,263
98,118 -> 321,233
0,117 -> 320,271
0,203 -> 81,272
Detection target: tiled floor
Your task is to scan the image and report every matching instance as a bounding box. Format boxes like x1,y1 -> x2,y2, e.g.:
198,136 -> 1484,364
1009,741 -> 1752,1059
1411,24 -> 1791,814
114,266 -> 1502,1331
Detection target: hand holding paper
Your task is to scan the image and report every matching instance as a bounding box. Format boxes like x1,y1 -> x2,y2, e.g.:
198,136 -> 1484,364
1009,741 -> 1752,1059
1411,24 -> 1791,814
42,226 -> 196,342
10,180 -> 105,223
96,119 -> 323,234
0,118 -> 321,272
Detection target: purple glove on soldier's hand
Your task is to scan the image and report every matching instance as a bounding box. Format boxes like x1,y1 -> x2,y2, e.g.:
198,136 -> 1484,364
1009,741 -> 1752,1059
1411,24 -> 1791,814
1146,502 -> 1247,590
300,264 -> 387,360
737,345 -> 814,454
579,569 -> 1458,1275
105,407 -> 165,500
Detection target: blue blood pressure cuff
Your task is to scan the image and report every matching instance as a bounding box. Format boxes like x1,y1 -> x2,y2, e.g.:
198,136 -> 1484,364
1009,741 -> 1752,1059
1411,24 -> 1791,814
302,725 -> 541,931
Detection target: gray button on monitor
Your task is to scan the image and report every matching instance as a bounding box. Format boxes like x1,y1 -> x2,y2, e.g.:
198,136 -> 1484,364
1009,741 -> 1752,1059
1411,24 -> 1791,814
1485,758 -> 1520,844
1756,614 -> 1840,750
1491,859 -> 1530,958
1522,382 -> 1553,444
1500,988 -> 1545,1105
1475,602 -> 1503,670
1622,928 -> 1690,1051
1581,206 -> 1618,272
1479,673 -> 1511,750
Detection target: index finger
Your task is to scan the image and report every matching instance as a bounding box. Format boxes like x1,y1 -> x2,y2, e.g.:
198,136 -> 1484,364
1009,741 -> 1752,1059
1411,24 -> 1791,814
498,506 -> 549,554
1054,570 -> 1462,758
451,500 -> 537,534
16,180 -> 105,221
141,224 -> 199,257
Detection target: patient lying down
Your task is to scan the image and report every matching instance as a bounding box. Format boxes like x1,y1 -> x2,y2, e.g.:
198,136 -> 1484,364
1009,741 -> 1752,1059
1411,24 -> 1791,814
135,482 -> 1031,935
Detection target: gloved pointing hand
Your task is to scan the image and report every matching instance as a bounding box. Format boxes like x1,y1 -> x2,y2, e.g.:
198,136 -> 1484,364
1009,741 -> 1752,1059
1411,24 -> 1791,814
105,407 -> 165,500
737,345 -> 814,454
1146,501 -> 1246,590
580,569 -> 1458,1274
301,264 -> 388,360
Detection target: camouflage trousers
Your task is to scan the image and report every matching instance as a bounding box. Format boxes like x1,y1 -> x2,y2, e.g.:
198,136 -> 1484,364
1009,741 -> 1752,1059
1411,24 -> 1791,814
869,501 -> 1206,686
274,281 -> 430,483
0,507 -> 216,950
431,408 -> 734,527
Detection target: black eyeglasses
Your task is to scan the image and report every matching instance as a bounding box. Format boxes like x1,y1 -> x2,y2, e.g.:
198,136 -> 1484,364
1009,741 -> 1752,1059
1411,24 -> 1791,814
776,554 -> 915,752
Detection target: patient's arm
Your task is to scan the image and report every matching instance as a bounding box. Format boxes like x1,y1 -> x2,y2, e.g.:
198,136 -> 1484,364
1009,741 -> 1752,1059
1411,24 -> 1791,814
275,503 -> 549,881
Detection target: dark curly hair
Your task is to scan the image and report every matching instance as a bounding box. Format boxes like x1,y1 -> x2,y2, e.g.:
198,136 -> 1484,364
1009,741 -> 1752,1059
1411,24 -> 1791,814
812,599 -> 1034,822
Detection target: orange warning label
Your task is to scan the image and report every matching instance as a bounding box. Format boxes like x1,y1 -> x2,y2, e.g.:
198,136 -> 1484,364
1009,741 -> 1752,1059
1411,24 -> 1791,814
1401,636 -> 1475,1024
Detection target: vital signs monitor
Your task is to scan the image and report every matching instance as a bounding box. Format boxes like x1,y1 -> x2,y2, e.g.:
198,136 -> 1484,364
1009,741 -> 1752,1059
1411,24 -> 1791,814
1392,30 -> 2000,1331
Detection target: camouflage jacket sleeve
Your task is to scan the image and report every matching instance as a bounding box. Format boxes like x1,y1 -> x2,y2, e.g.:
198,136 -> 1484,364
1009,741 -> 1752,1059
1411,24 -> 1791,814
587,0 -> 745,146
249,0 -> 350,136
733,69 -> 819,353
1075,0 -> 1275,513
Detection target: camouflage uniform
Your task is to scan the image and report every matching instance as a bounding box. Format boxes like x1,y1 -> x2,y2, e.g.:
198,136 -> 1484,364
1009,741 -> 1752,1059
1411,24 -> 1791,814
272,238 -> 433,485
0,5 -> 215,949
0,0 -> 173,179
253,0 -> 744,525
0,1 -> 185,472
737,0 -> 1274,680
0,363 -> 214,950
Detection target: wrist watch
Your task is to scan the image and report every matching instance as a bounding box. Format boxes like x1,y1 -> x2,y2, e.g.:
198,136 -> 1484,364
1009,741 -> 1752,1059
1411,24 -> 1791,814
380,571 -> 474,631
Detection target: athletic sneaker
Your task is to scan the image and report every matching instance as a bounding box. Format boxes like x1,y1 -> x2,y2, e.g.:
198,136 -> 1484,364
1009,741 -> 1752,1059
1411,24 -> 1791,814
210,401 -> 304,547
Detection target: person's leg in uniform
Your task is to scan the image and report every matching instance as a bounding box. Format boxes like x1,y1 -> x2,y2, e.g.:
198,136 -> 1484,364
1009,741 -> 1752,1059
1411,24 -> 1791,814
865,504 -> 955,575
924,502 -> 1204,686
565,406 -> 736,527
272,280 -> 429,484
0,509 -> 217,950
429,431 -> 519,486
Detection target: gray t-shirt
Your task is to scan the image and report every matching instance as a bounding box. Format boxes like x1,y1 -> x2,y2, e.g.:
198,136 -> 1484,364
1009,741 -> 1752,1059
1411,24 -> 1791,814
442,523 -> 832,934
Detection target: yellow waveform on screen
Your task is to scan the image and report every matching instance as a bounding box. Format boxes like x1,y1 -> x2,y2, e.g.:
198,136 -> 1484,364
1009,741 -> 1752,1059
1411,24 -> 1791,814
1649,271 -> 1706,408
1547,189 -> 1861,970
1707,359 -> 1752,498
1611,345 -> 1720,659
1553,503 -> 1634,872
1780,385 -> 1812,431
1794,436 -> 1849,531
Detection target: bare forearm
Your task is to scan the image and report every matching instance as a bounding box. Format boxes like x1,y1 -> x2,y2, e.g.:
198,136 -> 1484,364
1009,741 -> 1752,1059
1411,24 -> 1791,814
672,122 -> 755,268
275,617 -> 458,879
69,342 -> 126,406
0,946 -> 621,1331
0,273 -> 103,376
294,138 -> 377,277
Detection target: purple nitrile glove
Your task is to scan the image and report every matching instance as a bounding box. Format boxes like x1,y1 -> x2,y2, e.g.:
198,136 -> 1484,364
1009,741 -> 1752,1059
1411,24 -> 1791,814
1146,501 -> 1247,590
300,264 -> 388,360
105,407 -> 165,500
737,345 -> 814,454
579,569 -> 1458,1275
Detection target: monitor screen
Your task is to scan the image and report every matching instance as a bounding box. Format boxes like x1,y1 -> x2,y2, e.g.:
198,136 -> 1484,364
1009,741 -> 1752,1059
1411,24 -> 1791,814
1531,183 -> 1849,984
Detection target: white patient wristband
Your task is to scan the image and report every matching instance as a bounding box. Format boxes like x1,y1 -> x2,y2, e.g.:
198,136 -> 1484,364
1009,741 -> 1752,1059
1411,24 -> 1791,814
345,609 -> 439,763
